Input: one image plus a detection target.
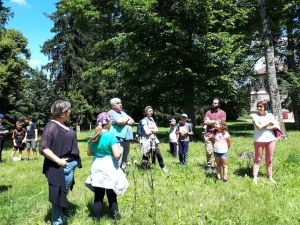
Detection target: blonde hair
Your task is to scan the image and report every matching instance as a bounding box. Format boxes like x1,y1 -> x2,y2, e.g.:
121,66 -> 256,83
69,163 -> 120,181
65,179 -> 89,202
89,121 -> 112,143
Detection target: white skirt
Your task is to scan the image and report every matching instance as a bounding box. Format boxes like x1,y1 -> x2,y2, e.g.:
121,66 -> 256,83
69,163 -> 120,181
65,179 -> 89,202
85,156 -> 129,196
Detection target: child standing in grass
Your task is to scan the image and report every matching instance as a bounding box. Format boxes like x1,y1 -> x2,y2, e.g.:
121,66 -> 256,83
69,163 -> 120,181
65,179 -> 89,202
10,121 -> 26,161
168,119 -> 178,157
211,119 -> 231,182
176,114 -> 193,166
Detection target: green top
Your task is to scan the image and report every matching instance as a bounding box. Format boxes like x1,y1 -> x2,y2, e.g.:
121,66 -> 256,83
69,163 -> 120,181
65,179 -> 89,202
88,131 -> 118,157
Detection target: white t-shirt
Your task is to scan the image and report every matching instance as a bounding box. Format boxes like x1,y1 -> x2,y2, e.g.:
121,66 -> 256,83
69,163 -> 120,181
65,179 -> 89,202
168,127 -> 177,142
213,131 -> 230,153
252,113 -> 276,142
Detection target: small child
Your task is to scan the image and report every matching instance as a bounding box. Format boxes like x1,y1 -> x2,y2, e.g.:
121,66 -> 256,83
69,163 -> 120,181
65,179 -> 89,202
168,119 -> 178,157
176,114 -> 193,166
211,119 -> 231,182
10,121 -> 26,161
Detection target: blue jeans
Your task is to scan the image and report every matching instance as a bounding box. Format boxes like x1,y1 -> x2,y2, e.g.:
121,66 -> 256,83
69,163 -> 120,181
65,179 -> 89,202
52,160 -> 78,225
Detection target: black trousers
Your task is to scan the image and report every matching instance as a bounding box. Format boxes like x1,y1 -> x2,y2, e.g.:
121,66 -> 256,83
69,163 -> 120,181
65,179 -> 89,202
169,142 -> 177,156
142,147 -> 165,168
93,187 -> 118,220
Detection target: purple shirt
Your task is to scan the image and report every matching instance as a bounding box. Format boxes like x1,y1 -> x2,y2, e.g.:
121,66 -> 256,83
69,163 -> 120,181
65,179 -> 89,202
204,109 -> 226,136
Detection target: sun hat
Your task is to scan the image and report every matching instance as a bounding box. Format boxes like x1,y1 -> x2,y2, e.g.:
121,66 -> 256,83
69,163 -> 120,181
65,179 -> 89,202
169,119 -> 176,125
96,112 -> 112,126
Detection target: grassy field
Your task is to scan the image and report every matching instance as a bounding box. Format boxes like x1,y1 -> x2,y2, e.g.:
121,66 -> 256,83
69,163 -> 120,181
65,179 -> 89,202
0,121 -> 299,225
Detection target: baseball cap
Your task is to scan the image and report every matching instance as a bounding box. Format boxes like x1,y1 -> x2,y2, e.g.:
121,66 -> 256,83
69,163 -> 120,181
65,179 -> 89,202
181,114 -> 188,118
0,114 -> 4,119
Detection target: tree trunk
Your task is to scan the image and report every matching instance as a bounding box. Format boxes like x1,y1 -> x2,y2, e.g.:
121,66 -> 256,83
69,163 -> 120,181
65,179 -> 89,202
258,0 -> 286,136
286,13 -> 300,129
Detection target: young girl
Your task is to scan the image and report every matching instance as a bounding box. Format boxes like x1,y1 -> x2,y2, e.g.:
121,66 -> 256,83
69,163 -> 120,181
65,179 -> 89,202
211,119 -> 231,182
11,121 -> 26,161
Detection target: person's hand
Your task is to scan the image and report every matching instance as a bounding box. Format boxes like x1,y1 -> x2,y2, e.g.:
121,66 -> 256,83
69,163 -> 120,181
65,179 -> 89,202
35,138 -> 38,142
4,130 -> 9,134
56,158 -> 68,167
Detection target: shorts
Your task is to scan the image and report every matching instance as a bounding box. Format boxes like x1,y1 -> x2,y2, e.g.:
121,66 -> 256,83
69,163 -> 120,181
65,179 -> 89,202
26,138 -> 36,149
214,152 -> 228,158
13,146 -> 24,151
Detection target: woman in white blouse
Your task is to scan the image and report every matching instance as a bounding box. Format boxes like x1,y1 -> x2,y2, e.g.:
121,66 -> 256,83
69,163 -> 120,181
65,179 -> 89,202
252,101 -> 279,184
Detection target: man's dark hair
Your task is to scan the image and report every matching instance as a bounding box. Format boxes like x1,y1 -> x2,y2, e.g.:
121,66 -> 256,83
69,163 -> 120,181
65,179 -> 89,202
214,97 -> 225,109
24,116 -> 31,120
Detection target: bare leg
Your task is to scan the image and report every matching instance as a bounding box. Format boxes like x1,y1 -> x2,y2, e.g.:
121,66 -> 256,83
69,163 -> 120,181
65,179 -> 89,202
33,149 -> 37,159
215,157 -> 222,179
221,157 -> 228,180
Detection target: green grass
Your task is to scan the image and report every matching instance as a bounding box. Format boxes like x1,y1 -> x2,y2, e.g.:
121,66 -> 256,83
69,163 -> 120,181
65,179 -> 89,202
0,121 -> 300,224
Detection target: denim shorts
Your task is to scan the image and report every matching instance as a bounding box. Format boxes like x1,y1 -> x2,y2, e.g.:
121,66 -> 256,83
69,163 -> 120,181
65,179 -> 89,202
214,152 -> 228,158
26,138 -> 36,149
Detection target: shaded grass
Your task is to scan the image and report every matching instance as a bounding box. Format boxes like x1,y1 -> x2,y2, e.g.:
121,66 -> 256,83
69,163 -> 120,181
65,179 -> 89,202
0,121 -> 300,224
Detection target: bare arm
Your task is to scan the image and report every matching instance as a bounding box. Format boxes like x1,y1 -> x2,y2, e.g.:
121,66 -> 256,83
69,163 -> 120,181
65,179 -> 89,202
204,118 -> 216,126
266,115 -> 280,130
253,119 -> 271,130
111,143 -> 121,159
34,129 -> 38,141
143,124 -> 152,135
87,145 -> 93,156
226,137 -> 231,149
41,148 -> 68,167
115,117 -> 135,126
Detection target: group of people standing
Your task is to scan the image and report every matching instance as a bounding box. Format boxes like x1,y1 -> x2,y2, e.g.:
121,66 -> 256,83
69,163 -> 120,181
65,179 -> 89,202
0,114 -> 38,162
1,96 -> 279,225
168,97 -> 279,184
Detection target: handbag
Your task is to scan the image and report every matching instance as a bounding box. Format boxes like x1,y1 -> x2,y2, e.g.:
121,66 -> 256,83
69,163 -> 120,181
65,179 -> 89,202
273,128 -> 283,138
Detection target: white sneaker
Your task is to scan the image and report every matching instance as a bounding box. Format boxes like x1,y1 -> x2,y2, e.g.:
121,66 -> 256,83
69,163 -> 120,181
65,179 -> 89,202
253,178 -> 258,184
269,178 -> 277,184
162,168 -> 168,173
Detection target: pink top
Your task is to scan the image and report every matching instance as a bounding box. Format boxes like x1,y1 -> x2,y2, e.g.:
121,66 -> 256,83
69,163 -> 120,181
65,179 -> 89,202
204,109 -> 226,136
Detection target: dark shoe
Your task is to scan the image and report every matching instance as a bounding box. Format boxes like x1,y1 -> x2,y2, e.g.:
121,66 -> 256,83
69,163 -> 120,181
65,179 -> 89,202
205,166 -> 211,173
223,179 -> 228,183
211,167 -> 217,174
215,177 -> 222,183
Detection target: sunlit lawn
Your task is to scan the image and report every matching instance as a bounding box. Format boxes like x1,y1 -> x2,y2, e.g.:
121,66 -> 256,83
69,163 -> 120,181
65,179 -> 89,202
0,121 -> 299,224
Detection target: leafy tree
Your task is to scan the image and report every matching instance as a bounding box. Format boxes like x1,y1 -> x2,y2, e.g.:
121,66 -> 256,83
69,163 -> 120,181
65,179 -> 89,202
0,1 -> 31,128
61,0 -> 254,124
41,2 -> 95,126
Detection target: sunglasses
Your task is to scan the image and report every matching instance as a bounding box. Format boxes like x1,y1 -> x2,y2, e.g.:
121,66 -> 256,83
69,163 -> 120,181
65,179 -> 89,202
257,105 -> 263,108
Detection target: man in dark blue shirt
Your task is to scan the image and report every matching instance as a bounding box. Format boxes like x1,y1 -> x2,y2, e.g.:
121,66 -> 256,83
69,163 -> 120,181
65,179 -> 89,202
24,116 -> 38,162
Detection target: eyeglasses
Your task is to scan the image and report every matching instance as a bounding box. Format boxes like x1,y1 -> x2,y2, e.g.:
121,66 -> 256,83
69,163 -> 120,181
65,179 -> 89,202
257,105 -> 263,108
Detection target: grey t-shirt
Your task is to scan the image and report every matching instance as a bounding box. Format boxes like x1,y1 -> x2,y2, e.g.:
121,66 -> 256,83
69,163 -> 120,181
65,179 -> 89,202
176,122 -> 191,142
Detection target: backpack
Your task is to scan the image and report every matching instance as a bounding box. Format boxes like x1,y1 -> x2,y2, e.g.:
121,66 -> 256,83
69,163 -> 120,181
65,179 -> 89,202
136,117 -> 150,137
136,119 -> 144,137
